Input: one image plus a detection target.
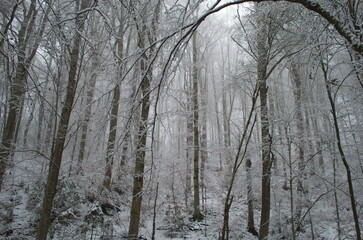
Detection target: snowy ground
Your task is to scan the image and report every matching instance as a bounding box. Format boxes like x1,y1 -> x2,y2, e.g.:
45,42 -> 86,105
0,152 -> 360,239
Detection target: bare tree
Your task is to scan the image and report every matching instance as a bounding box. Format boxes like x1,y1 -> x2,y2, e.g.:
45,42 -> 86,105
36,1 -> 92,239
77,23 -> 102,174
128,1 -> 161,238
220,81 -> 259,240
191,31 -> 204,221
289,59 -> 306,226
102,4 -> 129,188
321,58 -> 361,240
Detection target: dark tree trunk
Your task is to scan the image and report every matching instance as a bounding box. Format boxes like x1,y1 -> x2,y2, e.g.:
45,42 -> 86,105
128,1 -> 160,237
103,84 -> 120,188
36,1 -> 90,239
246,159 -> 258,236
257,22 -> 272,240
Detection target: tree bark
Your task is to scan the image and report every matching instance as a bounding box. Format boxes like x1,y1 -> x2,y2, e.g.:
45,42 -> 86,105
258,74 -> 272,240
186,72 -> 193,210
246,159 -> 258,236
103,84 -> 120,188
332,142 -> 342,240
200,73 -> 208,211
36,1 -> 90,239
128,52 -> 151,239
191,32 -> 203,221
257,20 -> 272,240
128,1 -> 160,237
290,61 -> 305,227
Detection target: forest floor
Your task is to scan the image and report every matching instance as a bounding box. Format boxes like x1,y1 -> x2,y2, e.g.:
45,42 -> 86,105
0,152 -> 359,239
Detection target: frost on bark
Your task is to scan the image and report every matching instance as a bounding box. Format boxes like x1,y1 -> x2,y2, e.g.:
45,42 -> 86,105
257,18 -> 272,240
128,1 -> 160,238
185,74 -> 193,211
128,39 -> 151,240
191,32 -> 204,221
200,73 -> 208,210
36,1 -> 91,239
290,60 -> 306,226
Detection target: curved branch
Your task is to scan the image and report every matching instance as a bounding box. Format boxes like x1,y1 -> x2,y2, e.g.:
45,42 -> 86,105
188,0 -> 363,55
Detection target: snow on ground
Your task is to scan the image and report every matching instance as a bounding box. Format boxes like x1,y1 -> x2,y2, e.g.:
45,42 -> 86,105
1,152 -> 361,239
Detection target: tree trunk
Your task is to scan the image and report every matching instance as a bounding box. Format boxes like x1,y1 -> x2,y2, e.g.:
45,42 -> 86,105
77,51 -> 100,174
103,11 -> 126,187
200,74 -> 208,211
36,1 -> 90,239
258,75 -> 272,240
332,142 -> 342,240
222,92 -> 230,151
212,74 -> 223,170
103,84 -> 120,188
128,1 -> 160,237
22,102 -> 35,147
285,125 -> 296,240
258,22 -> 272,240
128,54 -> 151,239
246,159 -> 258,236
220,83 -> 259,240
290,61 -> 305,228
191,32 -> 203,221
37,96 -> 45,152
321,60 -> 361,240
185,72 -> 193,211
